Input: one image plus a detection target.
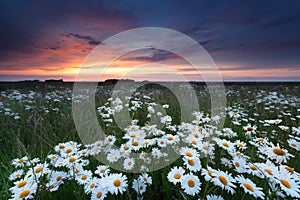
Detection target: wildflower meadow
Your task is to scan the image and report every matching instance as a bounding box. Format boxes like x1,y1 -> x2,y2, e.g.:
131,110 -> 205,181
0,82 -> 299,200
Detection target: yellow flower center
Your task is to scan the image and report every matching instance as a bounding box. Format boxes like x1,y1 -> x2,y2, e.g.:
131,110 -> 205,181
15,173 -> 20,178
59,145 -> 65,149
35,167 -> 42,173
235,162 -> 240,167
174,173 -> 181,179
19,190 -> 30,198
139,185 -> 144,190
96,192 -> 102,198
81,175 -> 87,180
114,179 -> 121,187
188,180 -> 195,187
285,166 -> 294,174
194,133 -> 199,138
238,144 -> 243,147
264,169 -> 273,175
130,133 -> 136,138
243,183 -> 254,192
222,142 -> 229,148
273,147 -> 286,156
188,159 -> 195,166
66,148 -> 72,153
18,180 -> 27,188
185,152 -> 193,157
291,143 -> 297,147
257,138 -> 264,142
100,169 -> 105,173
143,177 -> 148,182
90,183 -> 95,188
192,140 -> 197,145
51,155 -> 56,159
18,159 -> 24,163
280,179 -> 291,188
250,165 -> 257,170
56,176 -> 62,181
203,145 -> 209,150
133,141 -> 139,146
167,136 -> 173,141
69,157 -> 76,162
208,170 -> 216,178
219,176 -> 228,186
247,127 -> 253,131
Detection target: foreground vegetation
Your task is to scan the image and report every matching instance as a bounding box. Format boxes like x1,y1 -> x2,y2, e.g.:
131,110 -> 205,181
0,82 -> 299,200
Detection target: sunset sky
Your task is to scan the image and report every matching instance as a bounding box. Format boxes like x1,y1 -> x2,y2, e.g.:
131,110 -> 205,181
0,0 -> 300,81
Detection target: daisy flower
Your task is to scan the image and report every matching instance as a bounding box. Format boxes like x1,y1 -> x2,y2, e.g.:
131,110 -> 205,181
10,182 -> 37,200
201,166 -> 216,182
215,138 -> 235,152
243,124 -> 257,135
139,173 -> 152,185
222,128 -> 237,138
105,135 -> 116,145
256,160 -> 278,179
47,171 -> 68,192
287,139 -> 300,151
181,173 -> 201,196
220,158 -> 232,168
132,178 -> 147,195
235,140 -> 247,150
10,177 -> 35,192
157,137 -> 167,148
27,163 -> 49,180
246,163 -> 264,178
235,175 -> 265,199
274,170 -> 300,198
265,143 -> 294,163
206,194 -> 224,200
9,169 -> 24,181
27,158 -> 40,166
152,148 -> 162,158
84,177 -> 102,194
120,144 -> 132,154
106,173 -> 128,195
91,187 -> 107,200
232,156 -> 247,173
123,157 -> 135,170
181,147 -> 199,159
165,134 -> 179,145
12,156 -> 28,168
106,149 -> 121,163
212,170 -> 236,194
75,170 -> 93,185
167,166 -> 185,184
183,157 -> 202,172
95,165 -> 110,177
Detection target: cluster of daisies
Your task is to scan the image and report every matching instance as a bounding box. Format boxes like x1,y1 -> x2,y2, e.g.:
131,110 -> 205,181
9,141 -> 156,199
6,84 -> 300,199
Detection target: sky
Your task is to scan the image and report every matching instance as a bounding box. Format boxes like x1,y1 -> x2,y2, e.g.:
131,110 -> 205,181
0,0 -> 300,82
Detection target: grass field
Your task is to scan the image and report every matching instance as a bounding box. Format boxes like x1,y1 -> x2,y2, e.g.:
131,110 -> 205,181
0,82 -> 299,200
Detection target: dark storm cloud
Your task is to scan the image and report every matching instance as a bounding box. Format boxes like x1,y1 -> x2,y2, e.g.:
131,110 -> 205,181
63,33 -> 102,46
123,49 -> 180,62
